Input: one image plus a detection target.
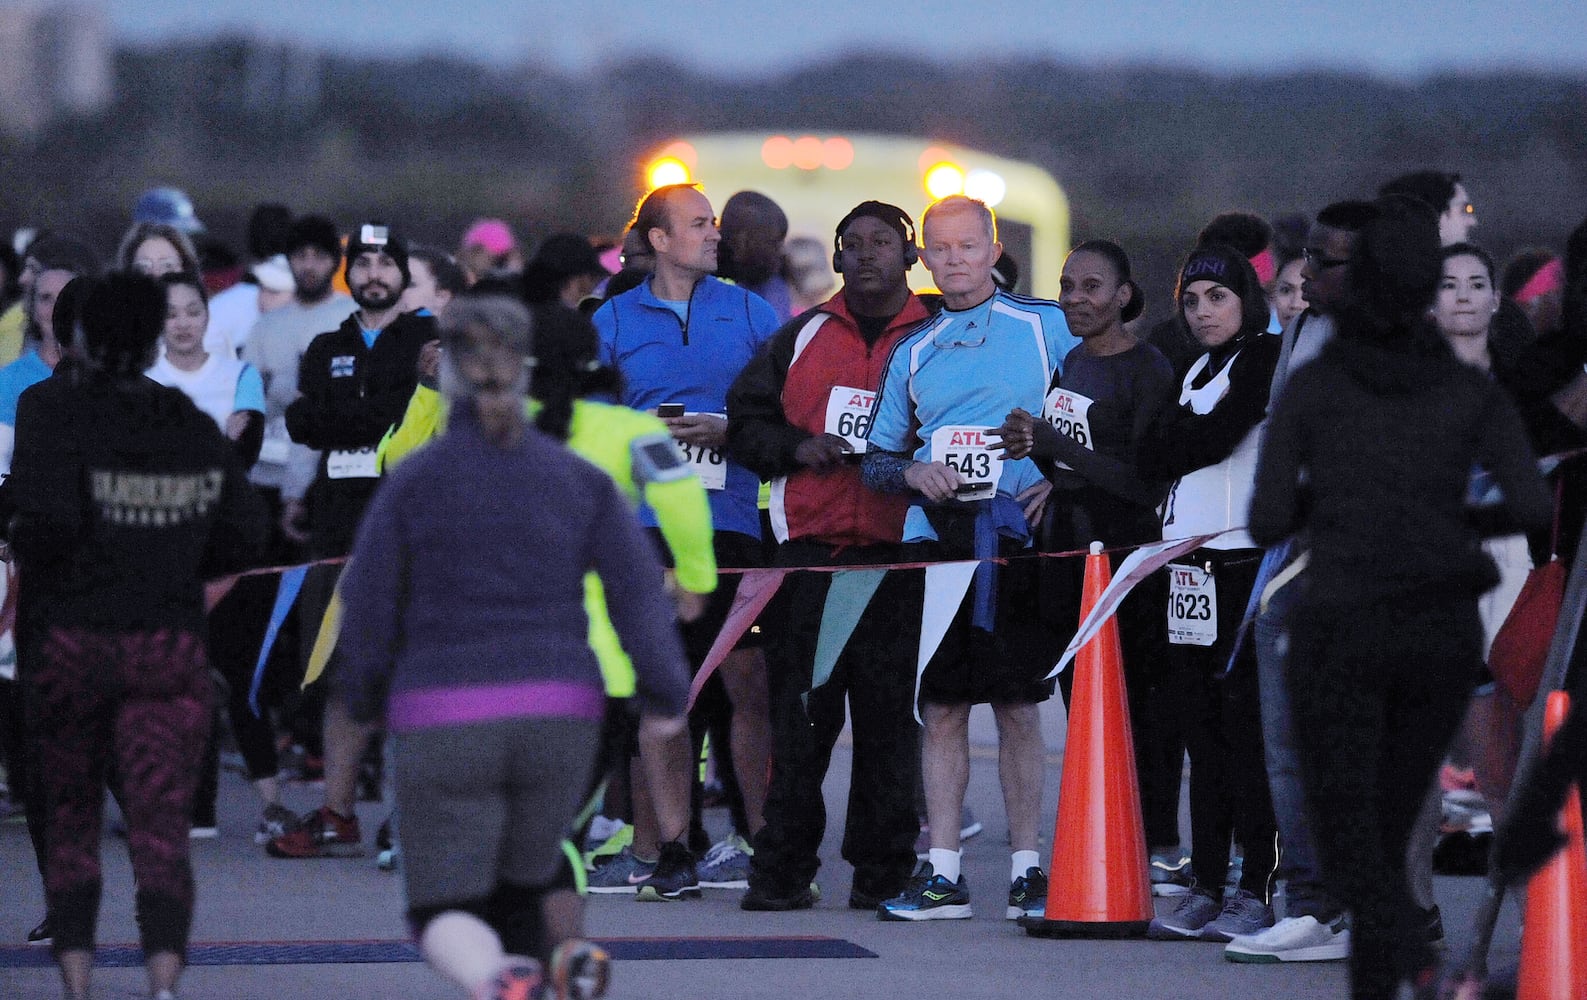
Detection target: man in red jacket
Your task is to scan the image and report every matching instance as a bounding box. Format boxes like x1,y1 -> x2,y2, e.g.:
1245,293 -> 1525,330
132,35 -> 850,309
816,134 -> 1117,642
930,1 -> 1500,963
727,201 -> 931,911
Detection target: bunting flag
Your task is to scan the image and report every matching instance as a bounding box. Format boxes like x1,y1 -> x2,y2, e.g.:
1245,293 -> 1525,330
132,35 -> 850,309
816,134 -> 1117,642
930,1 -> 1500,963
807,568 -> 888,698
686,568 -> 788,711
1046,531 -> 1231,680
248,564 -> 308,716
302,586 -> 344,690
915,561 -> 979,723
204,575 -> 239,614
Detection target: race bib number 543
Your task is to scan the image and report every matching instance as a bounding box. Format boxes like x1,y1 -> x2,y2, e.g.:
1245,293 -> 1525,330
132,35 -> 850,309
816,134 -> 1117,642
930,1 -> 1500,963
1167,563 -> 1217,646
930,425 -> 1003,501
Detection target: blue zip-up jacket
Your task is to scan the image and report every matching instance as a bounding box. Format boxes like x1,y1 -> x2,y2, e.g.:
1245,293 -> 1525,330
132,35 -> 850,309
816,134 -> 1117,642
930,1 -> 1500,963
593,274 -> 779,539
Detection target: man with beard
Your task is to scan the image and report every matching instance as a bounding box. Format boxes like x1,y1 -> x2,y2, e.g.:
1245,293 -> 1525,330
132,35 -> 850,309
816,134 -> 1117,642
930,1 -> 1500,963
267,222 -> 435,859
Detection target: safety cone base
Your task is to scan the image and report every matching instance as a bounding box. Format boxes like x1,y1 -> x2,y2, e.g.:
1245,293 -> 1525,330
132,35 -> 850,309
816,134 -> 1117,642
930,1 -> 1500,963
1018,914 -> 1148,939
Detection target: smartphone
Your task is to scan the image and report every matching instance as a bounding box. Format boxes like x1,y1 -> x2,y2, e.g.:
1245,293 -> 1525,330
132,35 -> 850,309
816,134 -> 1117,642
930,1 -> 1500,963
657,402 -> 686,419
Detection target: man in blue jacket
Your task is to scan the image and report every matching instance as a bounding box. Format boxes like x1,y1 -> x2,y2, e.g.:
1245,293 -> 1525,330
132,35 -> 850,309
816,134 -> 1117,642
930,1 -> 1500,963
592,184 -> 779,900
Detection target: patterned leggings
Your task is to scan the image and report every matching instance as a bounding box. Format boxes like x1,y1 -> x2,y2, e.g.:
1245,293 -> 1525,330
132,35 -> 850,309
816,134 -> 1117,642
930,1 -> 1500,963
30,626 -> 210,957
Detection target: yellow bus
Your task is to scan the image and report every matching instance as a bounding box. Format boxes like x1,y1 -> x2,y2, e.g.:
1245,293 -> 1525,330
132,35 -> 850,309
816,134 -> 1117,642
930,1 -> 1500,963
638,132 -> 1071,299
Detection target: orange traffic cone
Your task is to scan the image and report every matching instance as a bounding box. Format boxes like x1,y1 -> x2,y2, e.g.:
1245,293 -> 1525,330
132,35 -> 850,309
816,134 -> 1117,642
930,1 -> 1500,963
1516,690 -> 1587,1000
1021,542 -> 1153,938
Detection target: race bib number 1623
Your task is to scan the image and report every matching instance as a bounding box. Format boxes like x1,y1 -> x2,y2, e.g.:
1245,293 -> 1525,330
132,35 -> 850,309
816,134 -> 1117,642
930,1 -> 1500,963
1167,563 -> 1217,646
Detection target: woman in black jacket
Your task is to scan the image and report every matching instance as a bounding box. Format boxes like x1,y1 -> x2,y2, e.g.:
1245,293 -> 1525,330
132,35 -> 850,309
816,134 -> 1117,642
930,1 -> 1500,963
1248,196 -> 1551,1000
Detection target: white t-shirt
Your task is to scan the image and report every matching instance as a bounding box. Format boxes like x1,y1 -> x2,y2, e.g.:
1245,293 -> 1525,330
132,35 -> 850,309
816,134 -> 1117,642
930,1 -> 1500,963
147,353 -> 265,433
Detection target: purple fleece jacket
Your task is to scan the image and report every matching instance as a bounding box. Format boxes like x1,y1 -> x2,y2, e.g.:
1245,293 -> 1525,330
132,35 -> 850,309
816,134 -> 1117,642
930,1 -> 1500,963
335,405 -> 690,733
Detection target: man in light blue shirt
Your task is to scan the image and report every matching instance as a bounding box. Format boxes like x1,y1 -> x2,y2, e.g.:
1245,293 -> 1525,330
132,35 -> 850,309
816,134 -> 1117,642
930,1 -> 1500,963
863,195 -> 1076,923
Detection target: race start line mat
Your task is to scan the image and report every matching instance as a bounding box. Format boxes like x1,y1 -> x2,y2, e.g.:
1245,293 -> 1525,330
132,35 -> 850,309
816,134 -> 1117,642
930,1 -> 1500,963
0,935 -> 877,968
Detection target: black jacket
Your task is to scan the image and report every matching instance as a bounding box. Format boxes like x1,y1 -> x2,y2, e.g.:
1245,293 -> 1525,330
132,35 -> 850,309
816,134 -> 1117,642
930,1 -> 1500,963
6,373 -> 266,632
1249,326 -> 1551,606
286,310 -> 436,456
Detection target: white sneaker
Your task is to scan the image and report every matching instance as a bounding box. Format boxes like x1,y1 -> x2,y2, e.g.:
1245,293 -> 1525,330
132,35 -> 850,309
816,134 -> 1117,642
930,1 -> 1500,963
1224,914 -> 1350,963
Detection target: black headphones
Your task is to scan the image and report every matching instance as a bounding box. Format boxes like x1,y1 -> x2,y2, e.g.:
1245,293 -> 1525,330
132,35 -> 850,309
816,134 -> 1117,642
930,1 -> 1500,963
832,203 -> 918,274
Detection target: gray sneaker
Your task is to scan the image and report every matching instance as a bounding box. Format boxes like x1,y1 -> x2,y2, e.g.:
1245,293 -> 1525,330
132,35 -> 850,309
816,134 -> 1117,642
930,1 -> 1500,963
1199,890 -> 1275,942
698,834 -> 753,889
586,847 -> 655,894
1147,889 -> 1222,940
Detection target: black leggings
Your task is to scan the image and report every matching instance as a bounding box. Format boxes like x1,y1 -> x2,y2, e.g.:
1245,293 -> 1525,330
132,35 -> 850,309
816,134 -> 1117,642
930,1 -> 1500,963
209,574 -> 286,782
1288,595 -> 1479,1000
1164,549 -> 1278,899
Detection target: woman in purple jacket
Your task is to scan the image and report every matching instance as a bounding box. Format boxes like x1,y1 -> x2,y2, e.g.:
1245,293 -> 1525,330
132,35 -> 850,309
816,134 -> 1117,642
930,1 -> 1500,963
335,294 -> 691,1000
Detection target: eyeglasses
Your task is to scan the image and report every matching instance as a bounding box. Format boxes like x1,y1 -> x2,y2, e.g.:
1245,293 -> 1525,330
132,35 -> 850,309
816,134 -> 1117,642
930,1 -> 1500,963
933,328 -> 986,349
1302,247 -> 1350,270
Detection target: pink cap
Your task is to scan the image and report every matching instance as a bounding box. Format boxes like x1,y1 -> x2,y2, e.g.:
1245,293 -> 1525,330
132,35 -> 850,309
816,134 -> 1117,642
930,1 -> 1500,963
599,245 -> 623,275
462,218 -> 516,256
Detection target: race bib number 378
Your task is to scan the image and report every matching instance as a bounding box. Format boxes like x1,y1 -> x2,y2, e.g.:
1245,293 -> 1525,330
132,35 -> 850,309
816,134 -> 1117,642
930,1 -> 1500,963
930,425 -> 1003,501
1167,563 -> 1217,646
678,412 -> 727,490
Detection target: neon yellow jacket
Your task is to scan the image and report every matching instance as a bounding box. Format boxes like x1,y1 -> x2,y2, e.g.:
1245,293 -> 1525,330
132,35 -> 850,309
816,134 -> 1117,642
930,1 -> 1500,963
379,385 -> 715,698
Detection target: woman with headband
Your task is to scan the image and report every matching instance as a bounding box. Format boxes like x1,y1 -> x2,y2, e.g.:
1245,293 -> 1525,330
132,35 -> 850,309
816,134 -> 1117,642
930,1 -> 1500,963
1139,242 -> 1282,944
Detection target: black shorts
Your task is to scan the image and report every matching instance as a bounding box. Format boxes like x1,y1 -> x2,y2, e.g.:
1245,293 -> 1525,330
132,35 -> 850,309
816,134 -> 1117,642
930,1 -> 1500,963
646,529 -> 765,668
908,537 -> 1058,707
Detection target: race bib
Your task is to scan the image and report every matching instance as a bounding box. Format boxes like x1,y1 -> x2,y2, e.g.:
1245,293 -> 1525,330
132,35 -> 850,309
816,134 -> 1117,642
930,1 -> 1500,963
676,412 -> 727,490
824,386 -> 874,454
258,416 -> 292,466
327,447 -> 380,480
930,425 -> 1003,502
1167,563 -> 1217,646
1042,387 -> 1095,471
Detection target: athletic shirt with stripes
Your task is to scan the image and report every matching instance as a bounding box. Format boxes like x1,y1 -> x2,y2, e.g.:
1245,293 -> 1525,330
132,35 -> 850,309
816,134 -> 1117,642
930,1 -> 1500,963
868,288 -> 1077,541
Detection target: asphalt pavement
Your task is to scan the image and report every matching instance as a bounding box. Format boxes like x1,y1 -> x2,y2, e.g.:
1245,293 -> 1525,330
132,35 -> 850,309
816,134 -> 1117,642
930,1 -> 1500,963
0,703 -> 1524,999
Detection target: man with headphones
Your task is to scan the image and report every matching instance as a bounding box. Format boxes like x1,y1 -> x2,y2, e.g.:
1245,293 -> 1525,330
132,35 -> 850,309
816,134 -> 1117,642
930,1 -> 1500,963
726,201 -> 933,911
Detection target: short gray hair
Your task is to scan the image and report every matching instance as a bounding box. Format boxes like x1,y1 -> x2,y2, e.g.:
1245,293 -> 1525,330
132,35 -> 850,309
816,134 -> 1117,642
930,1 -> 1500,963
921,195 -> 997,245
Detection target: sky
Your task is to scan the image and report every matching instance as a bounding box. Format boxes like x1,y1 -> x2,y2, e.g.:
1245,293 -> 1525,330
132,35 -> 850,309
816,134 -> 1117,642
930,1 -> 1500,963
104,0 -> 1587,78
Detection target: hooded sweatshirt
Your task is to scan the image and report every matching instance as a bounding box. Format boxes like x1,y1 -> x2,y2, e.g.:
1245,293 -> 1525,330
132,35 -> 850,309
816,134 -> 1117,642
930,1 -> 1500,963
1248,324 -> 1551,607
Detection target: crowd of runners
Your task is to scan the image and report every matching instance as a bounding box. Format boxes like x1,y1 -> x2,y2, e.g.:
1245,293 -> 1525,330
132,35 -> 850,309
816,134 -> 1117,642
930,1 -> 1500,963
0,170 -> 1583,1000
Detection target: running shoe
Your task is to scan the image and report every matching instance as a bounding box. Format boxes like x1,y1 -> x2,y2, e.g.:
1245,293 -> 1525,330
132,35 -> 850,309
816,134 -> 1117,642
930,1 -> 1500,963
264,806 -> 364,858
377,845 -> 401,871
697,834 -> 753,888
254,803 -> 299,845
1146,888 -> 1222,940
1007,866 -> 1048,920
635,841 -> 700,901
26,916 -> 50,946
549,939 -> 610,1000
1149,848 -> 1193,897
741,881 -> 816,912
582,822 -> 633,871
1225,913 -> 1350,963
189,824 -> 219,840
1198,889 -> 1274,942
877,862 -> 972,921
585,847 -> 655,894
479,956 -> 545,1000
